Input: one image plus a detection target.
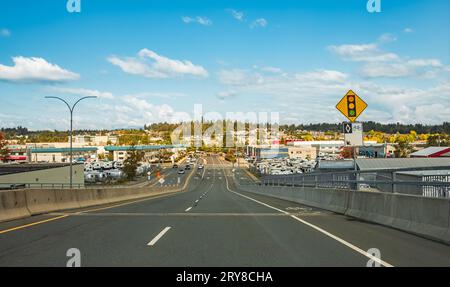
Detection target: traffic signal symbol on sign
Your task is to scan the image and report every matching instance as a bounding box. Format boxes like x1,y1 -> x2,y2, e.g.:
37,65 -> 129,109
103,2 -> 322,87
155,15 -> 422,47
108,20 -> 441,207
336,90 -> 368,122
347,95 -> 356,117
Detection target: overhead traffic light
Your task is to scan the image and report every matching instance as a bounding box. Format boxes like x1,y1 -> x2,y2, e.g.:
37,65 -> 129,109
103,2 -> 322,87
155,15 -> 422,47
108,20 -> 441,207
347,94 -> 356,118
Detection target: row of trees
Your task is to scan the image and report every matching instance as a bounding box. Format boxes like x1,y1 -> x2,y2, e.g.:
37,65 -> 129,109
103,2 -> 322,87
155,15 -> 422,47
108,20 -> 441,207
281,122 -> 450,134
0,132 -> 10,162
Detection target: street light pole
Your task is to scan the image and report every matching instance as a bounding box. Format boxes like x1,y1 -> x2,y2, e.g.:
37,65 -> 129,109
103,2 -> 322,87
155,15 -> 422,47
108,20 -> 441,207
45,96 -> 97,188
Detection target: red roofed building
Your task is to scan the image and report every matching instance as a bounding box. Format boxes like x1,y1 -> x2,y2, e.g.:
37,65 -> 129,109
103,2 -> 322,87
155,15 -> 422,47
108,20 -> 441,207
410,147 -> 450,158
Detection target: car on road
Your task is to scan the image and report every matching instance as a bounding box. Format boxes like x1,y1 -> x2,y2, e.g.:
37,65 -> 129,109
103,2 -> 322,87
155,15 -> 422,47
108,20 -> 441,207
172,164 -> 178,168
198,164 -> 204,169
177,169 -> 185,174
185,164 -> 191,170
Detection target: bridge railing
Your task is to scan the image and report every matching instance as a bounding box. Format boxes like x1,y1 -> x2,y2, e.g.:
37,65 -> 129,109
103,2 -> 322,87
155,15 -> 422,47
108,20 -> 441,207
239,165 -> 450,198
0,182 -> 151,190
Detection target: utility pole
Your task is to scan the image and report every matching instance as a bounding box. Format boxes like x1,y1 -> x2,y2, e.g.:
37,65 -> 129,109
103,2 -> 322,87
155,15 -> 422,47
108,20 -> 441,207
45,96 -> 97,188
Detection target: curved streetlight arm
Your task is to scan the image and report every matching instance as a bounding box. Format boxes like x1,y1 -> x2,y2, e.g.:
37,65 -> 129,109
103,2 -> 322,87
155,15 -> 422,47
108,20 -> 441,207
45,96 -> 97,112
45,96 -> 72,112
72,96 -> 97,112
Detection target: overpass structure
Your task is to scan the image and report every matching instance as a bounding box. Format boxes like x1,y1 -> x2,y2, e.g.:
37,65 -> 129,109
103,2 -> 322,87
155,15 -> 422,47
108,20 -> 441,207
0,155 -> 449,266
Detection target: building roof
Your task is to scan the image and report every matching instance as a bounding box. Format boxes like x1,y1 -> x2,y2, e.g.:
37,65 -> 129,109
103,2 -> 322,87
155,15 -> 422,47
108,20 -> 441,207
355,158 -> 450,171
410,146 -> 450,157
0,163 -> 81,176
30,147 -> 98,153
397,170 -> 450,176
317,160 -> 355,170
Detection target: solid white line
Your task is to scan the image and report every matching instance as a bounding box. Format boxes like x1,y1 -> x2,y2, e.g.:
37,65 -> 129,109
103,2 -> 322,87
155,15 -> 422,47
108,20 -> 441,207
185,207 -> 192,212
147,227 -> 171,246
219,159 -> 394,267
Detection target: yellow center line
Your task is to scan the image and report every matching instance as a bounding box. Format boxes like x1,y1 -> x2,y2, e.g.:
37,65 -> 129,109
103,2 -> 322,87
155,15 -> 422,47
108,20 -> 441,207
0,215 -> 69,235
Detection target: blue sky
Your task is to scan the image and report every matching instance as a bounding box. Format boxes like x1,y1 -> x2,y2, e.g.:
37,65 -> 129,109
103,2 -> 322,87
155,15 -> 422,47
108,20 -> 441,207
0,0 -> 449,130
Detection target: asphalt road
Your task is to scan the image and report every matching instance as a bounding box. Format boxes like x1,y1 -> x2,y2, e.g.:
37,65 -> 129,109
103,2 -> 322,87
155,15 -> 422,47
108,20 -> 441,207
0,156 -> 449,266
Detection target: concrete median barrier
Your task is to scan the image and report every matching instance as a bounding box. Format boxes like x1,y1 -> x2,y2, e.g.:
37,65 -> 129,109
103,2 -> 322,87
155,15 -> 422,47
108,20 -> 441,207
236,182 -> 450,244
237,184 -> 349,214
25,189 -> 58,215
76,189 -> 98,208
55,190 -> 81,211
0,190 -> 30,222
0,168 -> 195,223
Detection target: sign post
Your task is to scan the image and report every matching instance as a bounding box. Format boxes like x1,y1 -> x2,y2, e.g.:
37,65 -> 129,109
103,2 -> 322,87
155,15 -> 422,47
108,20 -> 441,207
336,90 -> 368,177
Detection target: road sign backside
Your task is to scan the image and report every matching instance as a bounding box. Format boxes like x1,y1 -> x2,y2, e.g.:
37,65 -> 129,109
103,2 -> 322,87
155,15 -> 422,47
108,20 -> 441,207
336,90 -> 368,122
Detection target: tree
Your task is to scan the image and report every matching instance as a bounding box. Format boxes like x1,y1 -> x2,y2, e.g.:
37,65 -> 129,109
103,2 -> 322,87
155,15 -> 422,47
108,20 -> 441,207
0,132 -> 10,162
427,134 -> 450,147
122,145 -> 144,180
394,135 -> 414,158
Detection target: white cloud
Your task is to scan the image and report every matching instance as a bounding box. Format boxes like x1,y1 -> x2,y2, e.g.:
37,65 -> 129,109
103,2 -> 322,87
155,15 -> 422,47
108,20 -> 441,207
218,69 -> 264,86
378,33 -> 397,43
218,68 -> 348,98
227,9 -> 244,21
0,28 -> 10,37
360,63 -> 411,78
182,16 -> 212,26
295,70 -> 348,82
49,87 -> 114,99
407,59 -> 442,68
118,94 -> 192,125
261,66 -> 283,74
216,90 -> 237,100
360,59 -> 443,78
108,49 -> 208,79
357,81 -> 450,124
122,91 -> 187,99
404,28 -> 414,33
217,62 -> 450,124
328,44 -> 398,62
329,36 -> 446,78
0,56 -> 80,82
250,18 -> 268,28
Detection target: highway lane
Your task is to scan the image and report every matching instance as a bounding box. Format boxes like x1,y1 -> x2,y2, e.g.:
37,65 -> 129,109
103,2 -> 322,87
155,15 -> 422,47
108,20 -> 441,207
0,156 -> 449,266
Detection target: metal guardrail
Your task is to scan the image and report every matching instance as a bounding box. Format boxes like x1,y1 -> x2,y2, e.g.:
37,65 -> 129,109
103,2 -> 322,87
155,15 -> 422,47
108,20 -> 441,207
0,181 -> 150,190
243,166 -> 450,199
0,183 -> 86,190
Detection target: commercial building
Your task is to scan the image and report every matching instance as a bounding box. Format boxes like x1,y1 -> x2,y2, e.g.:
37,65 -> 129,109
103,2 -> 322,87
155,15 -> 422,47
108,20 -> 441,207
358,143 -> 396,158
29,147 -> 98,163
410,146 -> 450,158
246,145 -> 289,160
73,135 -> 118,146
0,145 -> 27,162
104,145 -> 186,162
288,146 -> 319,160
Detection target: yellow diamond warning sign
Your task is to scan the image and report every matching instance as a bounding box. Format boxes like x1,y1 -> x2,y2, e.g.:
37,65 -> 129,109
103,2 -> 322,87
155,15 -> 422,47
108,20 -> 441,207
336,90 -> 368,122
